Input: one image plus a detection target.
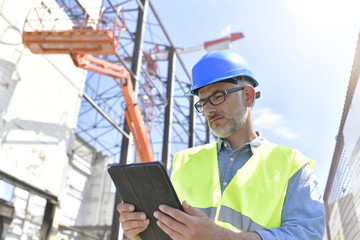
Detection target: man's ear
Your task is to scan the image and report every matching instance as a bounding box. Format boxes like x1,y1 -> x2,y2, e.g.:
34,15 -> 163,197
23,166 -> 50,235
243,85 -> 256,107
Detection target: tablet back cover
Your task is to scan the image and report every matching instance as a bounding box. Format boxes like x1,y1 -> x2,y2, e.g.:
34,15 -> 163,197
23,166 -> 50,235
108,162 -> 182,240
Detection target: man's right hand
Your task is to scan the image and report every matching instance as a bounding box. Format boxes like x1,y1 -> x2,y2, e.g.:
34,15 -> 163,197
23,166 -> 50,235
117,202 -> 150,240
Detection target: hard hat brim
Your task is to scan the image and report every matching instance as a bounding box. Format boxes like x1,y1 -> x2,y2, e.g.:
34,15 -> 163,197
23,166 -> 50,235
184,75 -> 258,96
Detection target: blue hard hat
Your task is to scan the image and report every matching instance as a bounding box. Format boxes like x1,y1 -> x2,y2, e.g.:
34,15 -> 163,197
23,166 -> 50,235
185,50 -> 258,96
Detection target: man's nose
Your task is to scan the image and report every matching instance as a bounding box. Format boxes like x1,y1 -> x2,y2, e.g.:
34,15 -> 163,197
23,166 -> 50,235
203,101 -> 217,114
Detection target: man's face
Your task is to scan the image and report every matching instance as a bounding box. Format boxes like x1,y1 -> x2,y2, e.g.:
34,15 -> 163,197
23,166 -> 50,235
197,81 -> 248,138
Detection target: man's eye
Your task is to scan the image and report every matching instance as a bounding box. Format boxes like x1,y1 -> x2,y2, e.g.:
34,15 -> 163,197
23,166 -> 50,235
213,93 -> 223,99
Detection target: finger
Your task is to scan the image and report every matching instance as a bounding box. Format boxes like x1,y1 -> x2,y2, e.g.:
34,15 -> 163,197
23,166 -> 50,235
156,219 -> 185,240
120,212 -> 147,222
122,219 -> 149,239
154,210 -> 187,234
117,203 -> 135,213
123,226 -> 146,239
133,235 -> 142,240
182,201 -> 206,217
158,204 -> 192,224
122,218 -> 149,230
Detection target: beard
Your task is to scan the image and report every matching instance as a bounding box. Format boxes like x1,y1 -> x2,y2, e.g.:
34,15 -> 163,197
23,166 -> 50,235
207,104 -> 248,139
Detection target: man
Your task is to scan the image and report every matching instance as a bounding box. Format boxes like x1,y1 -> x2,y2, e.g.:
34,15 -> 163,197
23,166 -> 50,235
118,50 -> 325,239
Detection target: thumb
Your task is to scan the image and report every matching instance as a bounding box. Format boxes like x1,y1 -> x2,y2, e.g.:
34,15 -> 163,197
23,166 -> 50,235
132,235 -> 141,240
182,200 -> 206,217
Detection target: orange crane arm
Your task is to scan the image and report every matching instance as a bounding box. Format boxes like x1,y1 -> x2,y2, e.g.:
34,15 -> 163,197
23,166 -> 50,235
70,54 -> 155,163
21,6 -> 156,163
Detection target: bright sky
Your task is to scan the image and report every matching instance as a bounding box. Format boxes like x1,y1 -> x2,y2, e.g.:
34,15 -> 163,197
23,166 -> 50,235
151,0 -> 360,194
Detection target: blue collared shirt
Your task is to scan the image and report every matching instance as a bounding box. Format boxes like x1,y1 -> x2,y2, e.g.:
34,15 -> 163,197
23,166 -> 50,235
217,135 -> 325,239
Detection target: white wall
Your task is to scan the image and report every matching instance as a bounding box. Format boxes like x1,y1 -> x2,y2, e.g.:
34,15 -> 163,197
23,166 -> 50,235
1,1 -> 117,237
0,0 -> 87,197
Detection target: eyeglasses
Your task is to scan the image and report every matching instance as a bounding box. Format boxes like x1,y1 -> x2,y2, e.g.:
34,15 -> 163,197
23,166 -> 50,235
194,86 -> 245,113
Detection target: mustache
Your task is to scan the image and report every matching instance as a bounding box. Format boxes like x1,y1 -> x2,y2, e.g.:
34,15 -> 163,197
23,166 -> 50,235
207,113 -> 224,122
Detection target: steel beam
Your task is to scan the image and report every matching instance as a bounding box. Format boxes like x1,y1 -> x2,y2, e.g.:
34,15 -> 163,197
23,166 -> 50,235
188,96 -> 195,148
83,93 -> 130,139
206,122 -> 210,144
161,48 -> 176,168
111,1 -> 149,239
118,0 -> 148,166
39,200 -> 57,240
0,171 -> 57,202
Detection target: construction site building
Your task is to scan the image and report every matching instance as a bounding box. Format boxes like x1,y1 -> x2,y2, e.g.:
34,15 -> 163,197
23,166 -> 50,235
323,32 -> 360,239
0,0 -> 212,238
2,0 -> 360,239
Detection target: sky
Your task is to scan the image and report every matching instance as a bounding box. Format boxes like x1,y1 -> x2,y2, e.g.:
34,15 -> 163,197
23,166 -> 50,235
151,0 -> 360,194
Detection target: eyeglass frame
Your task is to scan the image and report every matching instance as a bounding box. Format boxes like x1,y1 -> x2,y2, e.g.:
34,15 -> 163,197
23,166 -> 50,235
194,86 -> 245,113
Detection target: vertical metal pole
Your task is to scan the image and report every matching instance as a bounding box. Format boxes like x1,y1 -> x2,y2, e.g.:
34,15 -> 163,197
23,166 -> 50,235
205,122 -> 210,144
188,96 -> 195,148
323,133 -> 344,240
110,192 -> 121,240
324,202 -> 331,240
111,1 -> 149,239
39,200 -> 56,240
162,48 -> 176,169
118,0 -> 149,166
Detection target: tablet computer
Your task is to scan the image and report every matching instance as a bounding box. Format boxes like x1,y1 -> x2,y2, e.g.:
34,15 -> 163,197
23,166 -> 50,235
107,161 -> 183,240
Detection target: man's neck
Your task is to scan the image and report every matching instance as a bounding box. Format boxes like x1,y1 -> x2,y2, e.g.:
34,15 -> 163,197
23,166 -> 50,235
223,123 -> 257,151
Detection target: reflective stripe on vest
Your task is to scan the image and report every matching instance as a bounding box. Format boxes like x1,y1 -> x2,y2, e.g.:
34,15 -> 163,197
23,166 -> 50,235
195,207 -> 217,221
171,140 -> 314,231
218,205 -> 265,231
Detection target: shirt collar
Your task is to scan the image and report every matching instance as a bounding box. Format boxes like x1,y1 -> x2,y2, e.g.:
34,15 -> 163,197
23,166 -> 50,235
217,131 -> 265,154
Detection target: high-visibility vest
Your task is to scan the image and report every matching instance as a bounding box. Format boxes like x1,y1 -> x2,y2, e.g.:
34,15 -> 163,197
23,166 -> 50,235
170,140 -> 314,231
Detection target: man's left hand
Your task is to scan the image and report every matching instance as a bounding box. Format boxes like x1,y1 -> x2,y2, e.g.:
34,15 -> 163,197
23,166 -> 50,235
153,201 -> 232,240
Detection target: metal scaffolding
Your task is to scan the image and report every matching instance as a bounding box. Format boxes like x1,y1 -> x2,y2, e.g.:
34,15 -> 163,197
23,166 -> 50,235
49,0 -> 212,238
54,0 -> 211,167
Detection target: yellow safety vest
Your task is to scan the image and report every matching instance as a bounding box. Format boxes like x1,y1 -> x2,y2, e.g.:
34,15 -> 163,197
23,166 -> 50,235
170,140 -> 314,231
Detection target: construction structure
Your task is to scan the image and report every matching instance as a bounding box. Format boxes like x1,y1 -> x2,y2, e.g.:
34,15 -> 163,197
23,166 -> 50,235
323,32 -> 360,239
0,0 -> 244,239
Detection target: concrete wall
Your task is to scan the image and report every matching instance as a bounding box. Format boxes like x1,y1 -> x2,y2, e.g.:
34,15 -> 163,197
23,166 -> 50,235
0,0 -> 87,197
75,152 -> 114,226
56,135 -> 115,239
1,0 -> 117,238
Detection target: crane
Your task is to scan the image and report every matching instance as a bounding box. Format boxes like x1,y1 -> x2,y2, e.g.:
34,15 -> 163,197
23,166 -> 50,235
144,32 -> 244,62
22,5 -> 245,163
22,6 -> 155,163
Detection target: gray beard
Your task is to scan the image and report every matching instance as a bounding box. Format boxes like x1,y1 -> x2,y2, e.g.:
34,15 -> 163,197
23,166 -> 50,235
209,106 -> 248,139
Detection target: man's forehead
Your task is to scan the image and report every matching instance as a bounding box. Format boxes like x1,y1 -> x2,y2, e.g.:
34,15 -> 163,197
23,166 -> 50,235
198,81 -> 235,97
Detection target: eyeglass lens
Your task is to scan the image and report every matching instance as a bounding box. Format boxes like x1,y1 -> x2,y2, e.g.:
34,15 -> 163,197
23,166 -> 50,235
195,91 -> 225,112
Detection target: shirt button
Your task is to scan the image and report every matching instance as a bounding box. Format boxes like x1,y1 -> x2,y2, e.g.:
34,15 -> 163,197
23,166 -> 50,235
230,157 -> 234,162
224,143 -> 228,148
223,182 -> 228,186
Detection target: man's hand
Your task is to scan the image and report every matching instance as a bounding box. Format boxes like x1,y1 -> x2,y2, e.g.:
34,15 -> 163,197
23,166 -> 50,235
117,202 -> 150,240
153,200 -> 223,240
153,201 -> 262,240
